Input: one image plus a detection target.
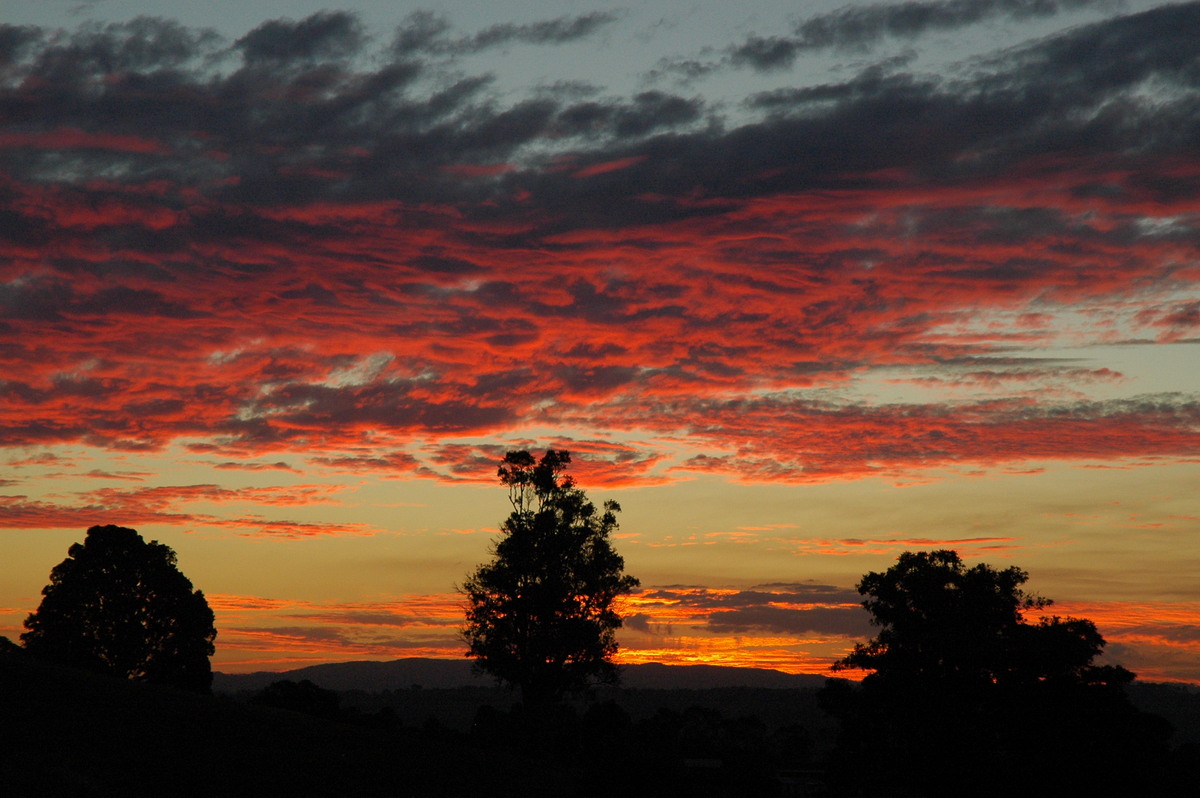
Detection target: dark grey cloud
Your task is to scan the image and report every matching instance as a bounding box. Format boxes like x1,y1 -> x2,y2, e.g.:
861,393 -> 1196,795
310,451 -> 420,472
4,4 -> 1194,242
0,277 -> 204,322
453,12 -> 619,53
225,379 -> 520,447
32,16 -> 221,74
646,56 -> 721,85
235,11 -> 363,64
966,2 -> 1200,149
0,24 -> 44,68
731,0 -> 1112,70
390,10 -> 618,57
637,584 -> 871,637
745,56 -> 919,110
729,36 -> 803,73
623,612 -> 657,633
707,605 -> 871,636
641,584 -> 862,609
388,11 -> 452,57
614,91 -> 703,137
409,253 -> 486,275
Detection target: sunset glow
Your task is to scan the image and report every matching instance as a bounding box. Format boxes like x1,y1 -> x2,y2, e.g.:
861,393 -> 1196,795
2,0 -> 1198,681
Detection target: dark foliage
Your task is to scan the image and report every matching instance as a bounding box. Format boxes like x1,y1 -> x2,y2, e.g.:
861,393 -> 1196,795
461,450 -> 639,707
461,698 -> 804,797
251,679 -> 342,720
823,550 -> 1174,797
21,524 -> 217,693
834,550 -> 1123,687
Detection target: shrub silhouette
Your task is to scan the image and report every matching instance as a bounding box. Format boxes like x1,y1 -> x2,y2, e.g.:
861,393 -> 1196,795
22,524 -> 217,693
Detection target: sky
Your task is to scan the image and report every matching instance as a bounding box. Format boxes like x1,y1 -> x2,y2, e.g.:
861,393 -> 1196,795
1,0 -> 1199,681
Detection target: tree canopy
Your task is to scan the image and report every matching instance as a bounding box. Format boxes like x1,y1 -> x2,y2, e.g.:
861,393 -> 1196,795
461,450 -> 640,707
22,524 -> 217,693
251,679 -> 342,720
823,550 -> 1170,797
835,549 -> 1126,688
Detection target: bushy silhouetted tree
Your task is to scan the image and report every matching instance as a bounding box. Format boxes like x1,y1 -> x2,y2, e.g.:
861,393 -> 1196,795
823,550 -> 1171,797
835,549 -> 1124,688
22,524 -> 216,693
461,450 -> 639,708
251,679 -> 341,719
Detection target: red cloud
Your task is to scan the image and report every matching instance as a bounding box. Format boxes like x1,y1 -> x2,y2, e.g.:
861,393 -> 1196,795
572,156 -> 646,178
2,9 -> 1198,500
0,128 -> 168,154
0,484 -> 379,537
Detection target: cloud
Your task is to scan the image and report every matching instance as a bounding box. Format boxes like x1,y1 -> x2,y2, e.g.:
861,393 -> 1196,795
1143,300 -> 1200,342
639,394 -> 1200,482
199,592 -> 469,664
630,583 -> 872,638
890,366 -> 1125,392
411,439 -> 671,487
75,469 -> 153,481
0,483 -> 379,537
705,605 -> 870,636
451,12 -> 619,53
212,460 -> 301,473
391,11 -> 619,57
310,450 -> 422,475
1033,600 -> 1200,680
0,4 -> 1197,505
788,536 -> 1020,557
235,12 -> 363,65
658,1 -> 1111,78
639,583 -> 863,608
80,482 -> 347,508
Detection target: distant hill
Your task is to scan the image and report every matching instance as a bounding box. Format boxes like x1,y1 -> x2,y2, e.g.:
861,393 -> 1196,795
7,642 -> 1200,796
1,646 -> 835,796
0,645 -> 472,796
213,658 -> 828,694
211,659 -> 1200,749
215,657 -> 480,693
622,662 -> 828,690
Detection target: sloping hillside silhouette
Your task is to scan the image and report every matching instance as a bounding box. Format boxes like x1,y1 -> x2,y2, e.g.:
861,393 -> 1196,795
212,657 -> 827,693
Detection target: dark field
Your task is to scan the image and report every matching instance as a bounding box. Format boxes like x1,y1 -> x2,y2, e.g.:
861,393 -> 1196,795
4,649 -> 1200,797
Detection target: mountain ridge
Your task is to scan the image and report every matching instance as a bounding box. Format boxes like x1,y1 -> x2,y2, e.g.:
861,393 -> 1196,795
213,658 -> 830,693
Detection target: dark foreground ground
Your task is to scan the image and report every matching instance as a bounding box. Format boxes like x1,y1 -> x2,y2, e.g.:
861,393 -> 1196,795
0,650 -> 824,797
4,648 -> 1200,797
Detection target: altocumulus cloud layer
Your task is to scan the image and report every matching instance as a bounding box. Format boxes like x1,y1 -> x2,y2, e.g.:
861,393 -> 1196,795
2,2 -> 1200,517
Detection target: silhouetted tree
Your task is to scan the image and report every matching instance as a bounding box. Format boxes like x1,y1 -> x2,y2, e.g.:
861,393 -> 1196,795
22,524 -> 217,693
251,679 -> 341,719
461,450 -> 639,708
835,549 -> 1126,688
823,550 -> 1171,797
